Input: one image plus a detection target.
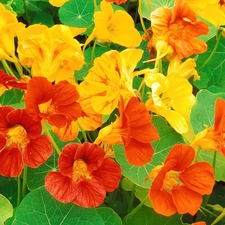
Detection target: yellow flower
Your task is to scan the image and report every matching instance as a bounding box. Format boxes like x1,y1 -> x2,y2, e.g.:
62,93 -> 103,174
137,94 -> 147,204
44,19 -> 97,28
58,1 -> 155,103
0,3 -> 25,62
84,0 -> 142,48
79,48 -> 143,115
186,0 -> 225,26
144,72 -> 195,134
49,0 -> 69,7
17,24 -> 85,83
168,56 -> 199,81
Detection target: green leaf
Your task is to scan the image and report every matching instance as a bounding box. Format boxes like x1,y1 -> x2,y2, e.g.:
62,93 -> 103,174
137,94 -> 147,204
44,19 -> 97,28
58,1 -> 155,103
190,89 -> 225,134
114,116 -> 184,188
0,194 -> 13,225
32,12 -> 54,26
197,36 -> 225,89
0,89 -> 24,106
121,178 -> 152,207
124,205 -> 186,225
151,0 -> 174,13
0,176 -> 18,208
96,207 -> 122,225
11,187 -> 105,225
190,89 -> 225,181
59,0 -> 98,28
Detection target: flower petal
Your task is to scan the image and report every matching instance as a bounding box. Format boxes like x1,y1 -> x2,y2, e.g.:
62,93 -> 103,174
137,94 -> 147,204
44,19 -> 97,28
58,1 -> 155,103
0,147 -> 23,177
165,144 -> 195,171
172,185 -> 202,215
180,162 -> 215,195
23,135 -> 52,168
0,106 -> 14,131
125,138 -> 154,166
92,158 -> 121,192
45,172 -> 78,203
73,179 -> 106,208
149,189 -> 177,216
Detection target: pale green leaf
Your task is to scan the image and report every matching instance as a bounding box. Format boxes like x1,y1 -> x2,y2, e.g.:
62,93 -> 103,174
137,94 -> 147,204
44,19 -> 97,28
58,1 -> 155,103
0,194 -> 13,225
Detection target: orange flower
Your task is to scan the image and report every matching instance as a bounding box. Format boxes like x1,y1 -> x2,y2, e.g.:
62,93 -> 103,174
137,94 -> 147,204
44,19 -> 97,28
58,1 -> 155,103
45,142 -> 121,208
95,97 -> 159,166
105,0 -> 127,5
191,98 -> 225,157
79,49 -> 143,115
24,77 -> 82,129
0,106 -> 52,177
0,69 -> 28,96
84,1 -> 142,48
150,0 -> 209,59
192,222 -> 206,225
146,144 -> 215,216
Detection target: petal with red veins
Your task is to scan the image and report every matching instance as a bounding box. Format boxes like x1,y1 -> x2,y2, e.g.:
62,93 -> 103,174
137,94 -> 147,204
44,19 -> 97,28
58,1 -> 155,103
73,178 -> 106,208
23,135 -> 52,167
92,158 -> 121,192
0,147 -> 23,177
45,172 -> 78,203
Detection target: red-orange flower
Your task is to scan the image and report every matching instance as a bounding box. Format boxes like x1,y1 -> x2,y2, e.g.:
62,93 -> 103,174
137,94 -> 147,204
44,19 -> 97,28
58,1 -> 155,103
0,106 -> 52,177
105,0 -> 127,5
0,69 -> 27,96
95,97 -> 159,166
24,77 -> 82,129
150,0 -> 209,59
45,142 -> 122,208
146,144 -> 215,216
191,98 -> 225,157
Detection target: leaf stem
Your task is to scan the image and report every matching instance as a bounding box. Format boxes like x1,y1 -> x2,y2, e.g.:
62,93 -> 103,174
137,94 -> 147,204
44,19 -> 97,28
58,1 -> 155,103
198,31 -> 222,71
123,194 -> 148,224
17,175 -> 21,206
42,122 -> 61,156
22,165 -> 28,198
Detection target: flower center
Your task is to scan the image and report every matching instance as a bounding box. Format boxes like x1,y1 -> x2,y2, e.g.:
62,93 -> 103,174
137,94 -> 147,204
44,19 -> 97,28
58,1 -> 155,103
219,0 -> 225,6
7,125 -> 28,149
169,22 -> 184,37
38,99 -> 56,116
72,159 -> 91,182
162,170 -> 181,191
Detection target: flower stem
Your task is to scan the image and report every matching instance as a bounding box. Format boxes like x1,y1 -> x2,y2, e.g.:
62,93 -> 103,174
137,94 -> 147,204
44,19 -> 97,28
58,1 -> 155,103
123,194 -> 148,224
77,122 -> 88,142
22,165 -> 28,198
42,122 -> 61,156
1,59 -> 16,76
198,30 -> 222,71
90,39 -> 97,67
17,175 -> 21,206
138,0 -> 150,40
127,184 -> 135,213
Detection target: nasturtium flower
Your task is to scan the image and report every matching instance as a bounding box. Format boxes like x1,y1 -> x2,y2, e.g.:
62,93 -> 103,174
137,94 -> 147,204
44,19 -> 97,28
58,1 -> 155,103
191,222 -> 206,225
17,24 -> 85,83
25,77 -> 82,130
0,69 -> 28,96
191,98 -> 225,157
49,0 -> 68,7
150,0 -> 209,59
168,56 -> 199,81
45,142 -> 122,208
0,4 -> 25,62
79,48 -> 143,115
84,0 -> 142,48
0,106 -> 52,177
146,144 -> 215,216
144,71 -> 196,134
105,0 -> 127,5
186,0 -> 225,26
95,97 -> 159,166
